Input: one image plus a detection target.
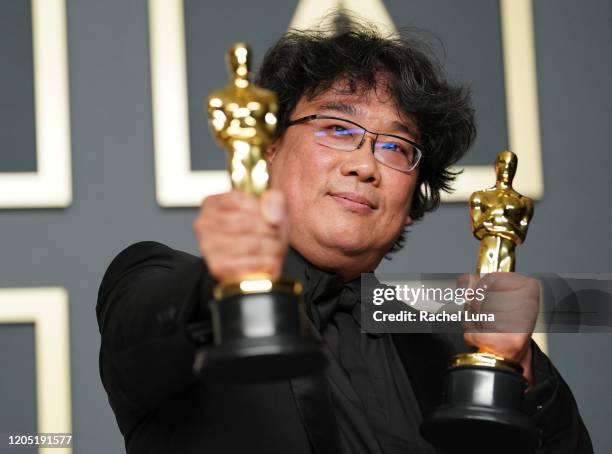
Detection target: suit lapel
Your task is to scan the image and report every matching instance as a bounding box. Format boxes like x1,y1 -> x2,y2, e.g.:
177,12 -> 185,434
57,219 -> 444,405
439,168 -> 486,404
290,371 -> 343,454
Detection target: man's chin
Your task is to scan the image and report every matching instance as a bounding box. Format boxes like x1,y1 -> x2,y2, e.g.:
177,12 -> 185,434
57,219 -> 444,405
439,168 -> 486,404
320,233 -> 372,256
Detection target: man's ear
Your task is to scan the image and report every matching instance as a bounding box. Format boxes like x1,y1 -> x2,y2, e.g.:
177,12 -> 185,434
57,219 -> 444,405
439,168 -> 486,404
265,139 -> 280,166
404,213 -> 413,227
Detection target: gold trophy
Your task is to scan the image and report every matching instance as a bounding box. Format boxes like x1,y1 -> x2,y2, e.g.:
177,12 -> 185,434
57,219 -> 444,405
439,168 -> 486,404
471,150 -> 534,274
421,151 -> 539,452
193,43 -> 325,381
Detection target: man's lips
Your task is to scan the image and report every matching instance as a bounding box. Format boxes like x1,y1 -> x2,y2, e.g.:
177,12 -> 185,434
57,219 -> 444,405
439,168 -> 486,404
328,192 -> 377,210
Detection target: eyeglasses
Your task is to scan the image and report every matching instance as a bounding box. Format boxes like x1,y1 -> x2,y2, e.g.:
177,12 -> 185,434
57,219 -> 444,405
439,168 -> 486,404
286,114 -> 423,172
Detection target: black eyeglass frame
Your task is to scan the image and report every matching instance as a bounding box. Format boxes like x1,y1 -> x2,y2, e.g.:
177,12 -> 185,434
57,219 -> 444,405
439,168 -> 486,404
286,114 -> 424,172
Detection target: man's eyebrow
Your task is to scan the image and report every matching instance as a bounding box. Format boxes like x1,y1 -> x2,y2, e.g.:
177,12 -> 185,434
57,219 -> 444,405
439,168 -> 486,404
318,102 -> 362,117
318,102 -> 419,140
391,121 -> 419,141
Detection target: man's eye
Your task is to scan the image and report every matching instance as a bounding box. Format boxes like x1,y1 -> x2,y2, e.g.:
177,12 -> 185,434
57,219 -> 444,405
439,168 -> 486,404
379,142 -> 402,152
330,125 -> 353,135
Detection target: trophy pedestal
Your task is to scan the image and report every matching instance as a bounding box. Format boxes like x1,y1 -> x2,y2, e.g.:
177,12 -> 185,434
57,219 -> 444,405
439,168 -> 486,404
193,281 -> 326,382
421,353 -> 540,453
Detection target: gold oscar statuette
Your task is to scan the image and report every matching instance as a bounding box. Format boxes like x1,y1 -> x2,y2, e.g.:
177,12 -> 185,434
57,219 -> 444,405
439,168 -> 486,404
421,151 -> 540,452
207,42 -> 277,197
451,150 -> 535,369
206,43 -> 292,299
193,43 -> 324,381
470,150 -> 534,274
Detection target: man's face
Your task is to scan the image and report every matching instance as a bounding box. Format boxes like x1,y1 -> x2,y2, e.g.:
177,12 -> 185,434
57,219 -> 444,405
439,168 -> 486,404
267,82 -> 420,275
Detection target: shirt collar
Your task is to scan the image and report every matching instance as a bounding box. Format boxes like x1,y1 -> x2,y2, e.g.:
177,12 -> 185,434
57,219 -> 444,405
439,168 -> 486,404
282,247 -> 382,336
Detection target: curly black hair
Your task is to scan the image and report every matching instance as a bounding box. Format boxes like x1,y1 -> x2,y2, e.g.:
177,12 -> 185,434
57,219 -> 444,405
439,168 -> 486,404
255,17 -> 476,254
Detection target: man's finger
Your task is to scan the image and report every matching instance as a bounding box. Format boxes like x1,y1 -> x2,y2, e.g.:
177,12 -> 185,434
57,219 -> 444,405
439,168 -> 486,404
201,190 -> 259,214
201,211 -> 280,237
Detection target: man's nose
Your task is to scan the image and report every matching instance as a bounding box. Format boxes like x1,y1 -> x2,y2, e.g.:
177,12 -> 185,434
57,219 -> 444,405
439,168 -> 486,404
339,134 -> 381,184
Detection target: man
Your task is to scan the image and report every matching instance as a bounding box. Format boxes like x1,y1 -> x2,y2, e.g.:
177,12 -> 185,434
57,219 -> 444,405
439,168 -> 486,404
97,22 -> 592,453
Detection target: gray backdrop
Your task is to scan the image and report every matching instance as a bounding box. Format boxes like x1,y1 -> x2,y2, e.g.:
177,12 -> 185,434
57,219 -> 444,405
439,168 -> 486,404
0,0 -> 610,453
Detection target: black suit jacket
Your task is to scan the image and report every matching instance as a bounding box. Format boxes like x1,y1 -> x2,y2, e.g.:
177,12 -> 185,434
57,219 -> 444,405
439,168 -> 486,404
97,241 -> 593,454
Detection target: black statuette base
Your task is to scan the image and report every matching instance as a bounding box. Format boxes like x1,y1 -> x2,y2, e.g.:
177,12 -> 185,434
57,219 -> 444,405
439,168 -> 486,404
194,289 -> 325,382
421,365 -> 540,453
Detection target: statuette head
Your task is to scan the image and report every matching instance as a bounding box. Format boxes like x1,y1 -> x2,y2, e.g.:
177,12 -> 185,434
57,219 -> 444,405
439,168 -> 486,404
495,150 -> 518,186
227,42 -> 251,88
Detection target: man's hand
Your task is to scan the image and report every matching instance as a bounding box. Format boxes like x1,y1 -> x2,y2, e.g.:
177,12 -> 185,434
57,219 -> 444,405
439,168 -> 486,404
193,189 -> 289,282
460,272 -> 540,387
